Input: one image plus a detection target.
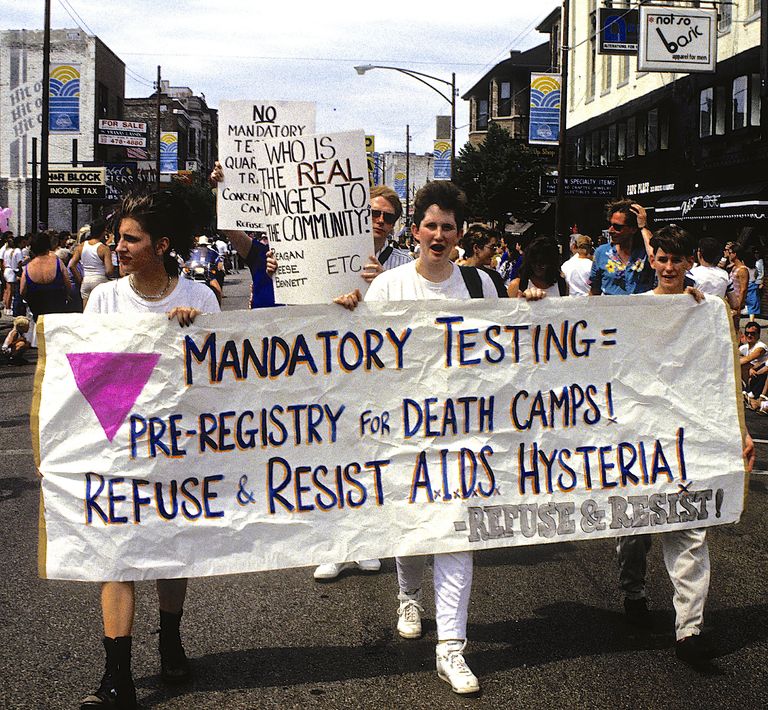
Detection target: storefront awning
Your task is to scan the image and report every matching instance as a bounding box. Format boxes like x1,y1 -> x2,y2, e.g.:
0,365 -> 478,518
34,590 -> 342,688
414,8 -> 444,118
653,183 -> 768,221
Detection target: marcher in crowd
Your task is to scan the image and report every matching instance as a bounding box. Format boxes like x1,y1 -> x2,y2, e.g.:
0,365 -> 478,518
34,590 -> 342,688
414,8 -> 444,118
457,224 -> 507,296
20,231 -> 71,321
560,233 -> 593,296
508,236 -> 565,299
334,181 -> 501,695
645,224 -> 754,672
690,237 -> 730,298
69,218 -> 114,308
79,189 -> 220,710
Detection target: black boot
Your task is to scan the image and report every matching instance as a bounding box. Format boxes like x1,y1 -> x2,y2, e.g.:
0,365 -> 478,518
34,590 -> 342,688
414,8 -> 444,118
80,636 -> 137,709
159,609 -> 191,684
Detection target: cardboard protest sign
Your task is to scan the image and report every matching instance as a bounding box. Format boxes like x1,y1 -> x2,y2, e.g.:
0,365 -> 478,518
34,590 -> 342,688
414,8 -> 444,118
34,296 -> 747,582
254,130 -> 373,304
216,100 -> 316,230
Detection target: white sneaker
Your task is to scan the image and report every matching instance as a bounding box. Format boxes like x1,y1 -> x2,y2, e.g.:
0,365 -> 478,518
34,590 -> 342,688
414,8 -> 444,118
436,640 -> 480,694
355,558 -> 381,572
313,562 -> 351,580
396,592 -> 424,639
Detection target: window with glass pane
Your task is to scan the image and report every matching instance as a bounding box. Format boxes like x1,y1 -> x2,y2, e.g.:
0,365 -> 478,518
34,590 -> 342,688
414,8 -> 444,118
476,99 -> 489,130
587,0 -> 596,101
577,137 -> 585,170
600,129 -> 608,166
498,82 -> 512,117
750,75 -> 761,126
627,117 -> 636,157
660,110 -> 669,150
732,76 -> 748,130
608,124 -> 617,163
591,132 -> 600,166
718,4 -> 732,32
699,88 -> 713,137
617,123 -> 626,160
637,113 -> 647,156
585,134 -> 593,166
647,109 -> 658,153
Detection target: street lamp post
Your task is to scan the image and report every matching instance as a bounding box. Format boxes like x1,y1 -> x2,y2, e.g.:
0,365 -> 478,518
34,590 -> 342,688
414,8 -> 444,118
354,64 -> 457,181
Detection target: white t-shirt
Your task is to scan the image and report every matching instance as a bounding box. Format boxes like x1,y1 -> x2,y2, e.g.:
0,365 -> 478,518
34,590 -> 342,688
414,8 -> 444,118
690,264 -> 730,298
86,275 -> 220,315
561,255 -> 592,296
739,340 -> 768,368
215,239 -> 229,257
3,247 -> 22,283
365,260 -> 498,302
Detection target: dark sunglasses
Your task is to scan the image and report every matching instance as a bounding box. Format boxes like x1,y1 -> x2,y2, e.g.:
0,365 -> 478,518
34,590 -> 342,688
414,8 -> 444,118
746,330 -> 759,337
608,222 -> 628,230
371,209 -> 397,225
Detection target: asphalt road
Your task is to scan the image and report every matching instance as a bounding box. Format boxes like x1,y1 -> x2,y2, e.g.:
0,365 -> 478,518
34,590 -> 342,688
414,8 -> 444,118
1,272 -> 767,709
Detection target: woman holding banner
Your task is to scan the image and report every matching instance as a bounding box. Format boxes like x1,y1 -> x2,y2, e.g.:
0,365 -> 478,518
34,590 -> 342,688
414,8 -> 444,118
80,189 -> 220,710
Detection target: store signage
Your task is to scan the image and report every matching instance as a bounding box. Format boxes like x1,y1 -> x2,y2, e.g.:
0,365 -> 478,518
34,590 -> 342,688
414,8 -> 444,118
626,181 -> 676,197
599,8 -> 639,55
98,119 -> 148,147
540,175 -> 619,199
638,6 -> 717,73
46,167 -> 106,199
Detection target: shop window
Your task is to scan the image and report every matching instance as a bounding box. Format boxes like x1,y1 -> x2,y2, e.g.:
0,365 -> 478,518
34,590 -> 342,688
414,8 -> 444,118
699,87 -> 713,138
576,136 -> 586,170
626,116 -> 636,158
617,122 -> 626,160
585,134 -> 593,167
660,109 -> 669,150
715,86 -> 726,134
750,74 -> 761,127
600,129 -> 609,166
608,124 -> 617,163
636,113 -> 647,156
647,108 -> 658,153
591,131 -> 600,167
498,82 -> 512,117
732,76 -> 748,130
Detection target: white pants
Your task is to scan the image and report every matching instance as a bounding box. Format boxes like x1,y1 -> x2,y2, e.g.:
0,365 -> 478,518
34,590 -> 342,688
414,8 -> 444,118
617,528 -> 710,640
661,528 -> 710,641
396,551 -> 473,641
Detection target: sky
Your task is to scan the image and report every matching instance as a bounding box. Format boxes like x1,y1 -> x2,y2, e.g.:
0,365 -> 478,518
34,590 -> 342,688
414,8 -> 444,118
2,0 -> 560,155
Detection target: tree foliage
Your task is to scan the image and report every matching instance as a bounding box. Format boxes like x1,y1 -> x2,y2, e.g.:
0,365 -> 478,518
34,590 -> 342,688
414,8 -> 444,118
454,122 -> 548,225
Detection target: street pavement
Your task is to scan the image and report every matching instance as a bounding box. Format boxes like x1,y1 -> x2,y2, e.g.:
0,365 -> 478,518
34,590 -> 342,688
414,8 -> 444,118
1,273 -> 767,709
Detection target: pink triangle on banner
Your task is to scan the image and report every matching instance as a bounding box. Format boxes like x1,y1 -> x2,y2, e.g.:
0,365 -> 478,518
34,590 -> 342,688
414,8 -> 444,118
66,352 -> 161,442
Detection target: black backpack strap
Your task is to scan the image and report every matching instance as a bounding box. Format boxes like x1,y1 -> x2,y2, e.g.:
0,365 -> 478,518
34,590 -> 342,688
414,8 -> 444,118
378,244 -> 394,266
459,266 -> 484,298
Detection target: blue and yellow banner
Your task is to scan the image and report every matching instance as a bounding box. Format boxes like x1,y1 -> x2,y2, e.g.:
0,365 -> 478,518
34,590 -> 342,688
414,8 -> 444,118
49,64 -> 80,133
433,140 -> 451,181
159,132 -> 178,174
528,73 -> 561,146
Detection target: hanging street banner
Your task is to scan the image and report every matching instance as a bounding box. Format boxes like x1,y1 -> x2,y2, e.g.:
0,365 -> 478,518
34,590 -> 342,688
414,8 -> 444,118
253,129 -> 373,304
98,119 -> 148,148
46,167 -> 106,199
49,64 -> 80,133
159,132 -> 178,174
394,171 -> 406,201
33,296 -> 747,582
433,140 -> 451,181
599,8 -> 639,55
528,73 -> 561,146
366,135 -> 376,188
217,100 -> 316,230
638,6 -> 717,73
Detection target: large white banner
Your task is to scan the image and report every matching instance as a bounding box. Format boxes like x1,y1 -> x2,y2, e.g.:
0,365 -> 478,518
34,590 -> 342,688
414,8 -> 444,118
34,296 -> 747,581
216,100 -> 316,230
254,130 -> 373,304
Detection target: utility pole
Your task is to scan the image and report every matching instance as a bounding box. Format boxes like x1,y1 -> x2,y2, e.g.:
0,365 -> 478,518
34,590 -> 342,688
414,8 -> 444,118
405,125 -> 410,228
40,0 -> 51,228
155,66 -> 161,189
761,0 -> 767,143
554,0 -> 570,249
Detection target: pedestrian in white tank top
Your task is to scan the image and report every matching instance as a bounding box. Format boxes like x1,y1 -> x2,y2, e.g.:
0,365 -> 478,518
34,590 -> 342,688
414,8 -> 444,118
68,217 -> 114,307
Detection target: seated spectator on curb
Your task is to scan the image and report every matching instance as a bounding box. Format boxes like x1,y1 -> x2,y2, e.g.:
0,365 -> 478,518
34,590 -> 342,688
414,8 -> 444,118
740,322 -> 768,404
1,315 -> 31,364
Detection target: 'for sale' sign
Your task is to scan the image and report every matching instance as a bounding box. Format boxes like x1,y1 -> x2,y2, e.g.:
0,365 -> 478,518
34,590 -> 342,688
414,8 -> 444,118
638,6 -> 717,74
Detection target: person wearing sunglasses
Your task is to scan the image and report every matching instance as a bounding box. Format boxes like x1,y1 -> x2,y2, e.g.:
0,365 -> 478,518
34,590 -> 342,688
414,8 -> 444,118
359,185 -> 413,281
589,199 -> 654,296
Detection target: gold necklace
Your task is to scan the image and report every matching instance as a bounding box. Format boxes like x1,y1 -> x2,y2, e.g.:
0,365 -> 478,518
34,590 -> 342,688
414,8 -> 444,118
128,273 -> 173,300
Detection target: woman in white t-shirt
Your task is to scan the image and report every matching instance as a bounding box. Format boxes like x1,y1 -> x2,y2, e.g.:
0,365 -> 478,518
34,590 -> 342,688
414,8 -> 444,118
80,190 -> 219,710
